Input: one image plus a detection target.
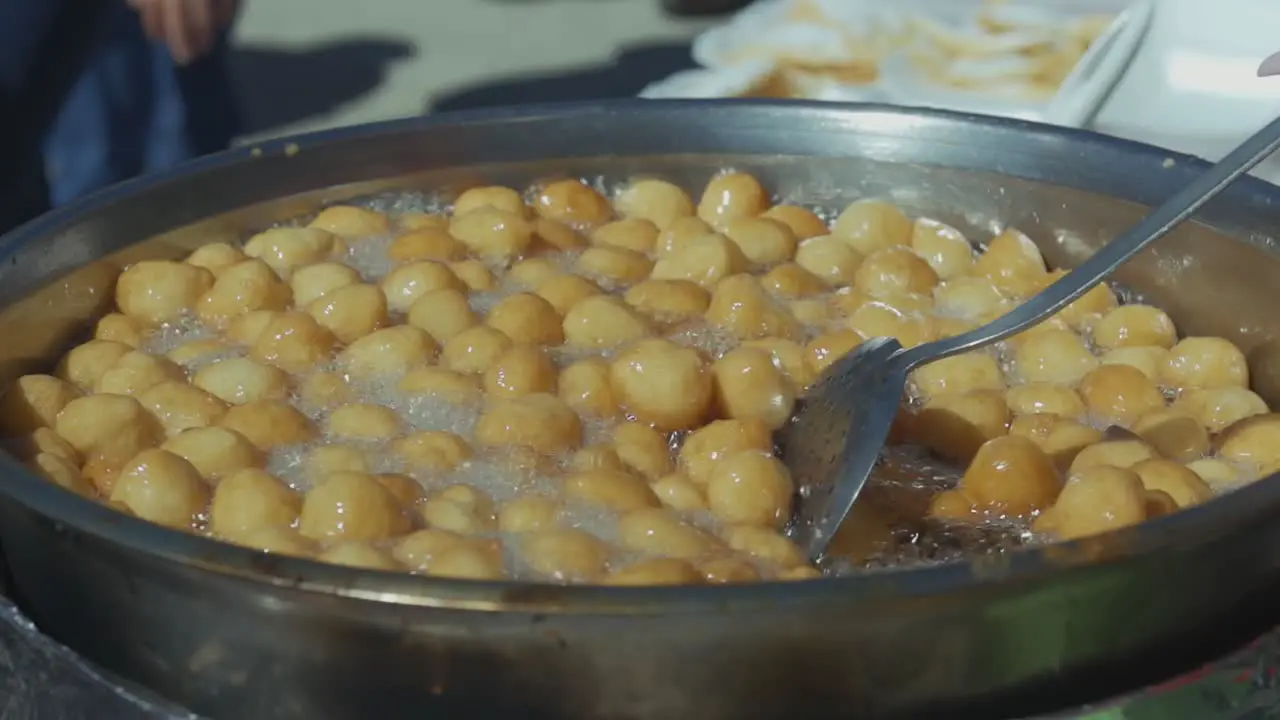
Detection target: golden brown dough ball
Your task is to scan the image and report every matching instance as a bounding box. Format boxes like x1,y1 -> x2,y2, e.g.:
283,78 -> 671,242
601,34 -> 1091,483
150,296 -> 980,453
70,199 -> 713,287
387,227 -> 466,263
191,357 -> 288,406
327,403 -> 402,442
293,371 -> 350,411
448,207 -> 533,259
1078,364 -> 1166,427
1005,383 -> 1085,418
614,178 -> 694,230
288,262 -> 360,307
381,261 -> 464,313
712,347 -> 796,430
624,279 -> 710,321
308,205 -> 390,238
910,218 -> 973,280
429,540 -> 507,580
93,313 -> 145,348
609,339 -> 713,431
1131,408 -> 1209,462
562,469 -> 659,512
166,339 -> 228,367
721,525 -> 805,569
453,185 -> 527,217
116,260 -> 216,325
612,423 -> 673,480
399,365 -> 481,405
605,558 -> 704,586
196,259 -> 291,325
27,452 -> 94,497
1013,328 -> 1098,386
657,216 -> 715,257
1067,439 -> 1157,475
1008,414 -> 1104,472
1173,386 -> 1268,433
419,485 -> 497,535
704,274 -> 800,341
1130,458 -> 1213,508
699,557 -> 762,583
532,217 -> 588,252
911,353 -> 1005,398
483,345 -> 557,397
249,311 -> 337,374
339,325 -> 438,380
592,218 -> 659,254
1092,304 -> 1176,350
927,488 -> 978,522
1034,465 -> 1147,540
830,199 -> 912,255
219,400 -> 315,451
724,217 -> 798,266
138,380 -> 228,436
932,277 -> 1007,319
575,246 -> 654,287
1037,272 -> 1118,329
846,301 -> 935,349
508,257 -> 563,289
392,430 -> 473,472
306,282 -> 388,344
319,543 -> 402,571
498,495 -> 561,533
475,393 -> 583,454
1217,414 -> 1280,475
393,528 -> 466,570
243,227 -> 342,279
558,359 -> 619,419
651,473 -> 708,512
760,263 -> 828,299
13,426 -> 81,464
760,204 -> 828,240
487,293 -> 565,346
705,451 -> 793,527
406,288 -> 477,344
56,341 -> 132,391
793,235 -> 864,287
1100,346 -> 1170,381
617,507 -> 723,560
439,325 -> 513,375
520,528 -> 611,582
110,448 -> 209,528
209,468 -> 301,541
562,296 -> 651,349
95,351 -> 185,397
1161,337 -> 1249,391
225,310 -> 278,347
572,444 -> 629,475
0,374 -> 80,435
959,434 -> 1062,518
448,259 -> 497,291
309,445 -> 370,478
650,233 -> 747,287
790,298 -> 837,328
804,329 -> 862,376
535,179 -> 614,229
696,172 -> 769,230
400,212 -> 448,231
854,247 -> 940,299
1185,458 -> 1244,491
299,471 -> 410,541
679,418 -> 772,486
232,525 -> 317,557
160,426 -> 262,483
185,242 -> 247,276
55,393 -> 164,468
911,390 -> 1010,464
972,228 -> 1047,298
536,274 -> 602,316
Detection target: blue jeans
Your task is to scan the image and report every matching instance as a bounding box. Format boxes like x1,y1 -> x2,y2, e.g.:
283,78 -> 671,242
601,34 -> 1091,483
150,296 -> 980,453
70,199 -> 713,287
42,1 -> 241,206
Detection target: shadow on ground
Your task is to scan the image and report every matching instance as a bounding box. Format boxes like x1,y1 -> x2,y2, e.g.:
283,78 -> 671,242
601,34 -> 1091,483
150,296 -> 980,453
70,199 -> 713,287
427,40 -> 695,112
229,38 -> 416,136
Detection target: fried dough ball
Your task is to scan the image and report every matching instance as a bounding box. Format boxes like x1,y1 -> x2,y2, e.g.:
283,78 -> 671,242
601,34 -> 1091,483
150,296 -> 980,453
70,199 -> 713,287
1013,328 -> 1098,386
185,242 -> 246,276
1067,439 -> 1157,475
243,227 -> 341,279
55,393 -> 164,471
498,495 -> 561,534
209,468 -> 301,541
138,380 -> 229,436
306,282 -> 388,344
420,485 -> 497,535
95,351 -> 185,396
724,217 -> 797,266
609,339 -> 713,431
535,179 -> 614,228
475,393 -> 583,454
651,233 -> 748,287
562,296 -> 651,350
160,426 -> 264,482
536,274 -> 602,315
1131,408 -> 1210,462
958,435 -> 1062,518
0,374 -> 80,435
339,325 -> 438,380
27,452 -> 94,497
483,345 -> 557,397
219,400 -> 315,451
854,247 -> 940,299
94,313 -> 146,347
381,261 -> 464,313
449,207 -> 533,259
679,418 -> 772,486
520,528 -> 611,582
911,390 -> 1010,464
614,178 -> 694,230
110,449 -> 209,528
1092,304 -> 1176,350
197,259 -> 291,325
562,469 -> 658,512
453,185 -> 527,217
1173,387 -> 1268,433
1130,459 -> 1213,508
912,353 -> 1005,398
1161,337 -> 1249,391
612,422 -> 673,480
1078,364 -> 1166,427
1217,414 -> 1280,475
972,228 -> 1047,298
440,325 -> 513,375
399,366 -> 481,405
558,359 -> 618,419
624,279 -> 710,321
910,218 -> 972,280
387,227 -> 466,263
697,172 -> 768,230
712,347 -> 795,430
249,311 -> 337,374
116,260 -> 215,325
1005,383 -> 1085,418
407,288 -> 478,344
794,235 -> 863,287
299,471 -> 410,541
308,205 -> 390,238
705,451 -> 793,527
1033,465 -> 1148,540
487,293 -> 564,346
761,204 -> 828,240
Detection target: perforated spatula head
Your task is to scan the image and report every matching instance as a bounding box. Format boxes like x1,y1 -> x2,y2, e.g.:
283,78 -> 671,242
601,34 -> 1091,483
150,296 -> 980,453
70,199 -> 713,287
779,336 -> 911,562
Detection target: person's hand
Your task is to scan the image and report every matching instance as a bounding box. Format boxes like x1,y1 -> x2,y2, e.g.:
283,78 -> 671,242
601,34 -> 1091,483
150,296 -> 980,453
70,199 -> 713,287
128,0 -> 240,66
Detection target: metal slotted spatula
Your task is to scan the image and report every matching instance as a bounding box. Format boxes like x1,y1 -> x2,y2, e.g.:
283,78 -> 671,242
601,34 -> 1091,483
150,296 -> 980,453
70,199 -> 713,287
782,111 -> 1280,563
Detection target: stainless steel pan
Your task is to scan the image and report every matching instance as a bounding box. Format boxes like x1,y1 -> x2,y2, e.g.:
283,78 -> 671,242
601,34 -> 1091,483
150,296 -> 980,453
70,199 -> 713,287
1,101 -> 1280,720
